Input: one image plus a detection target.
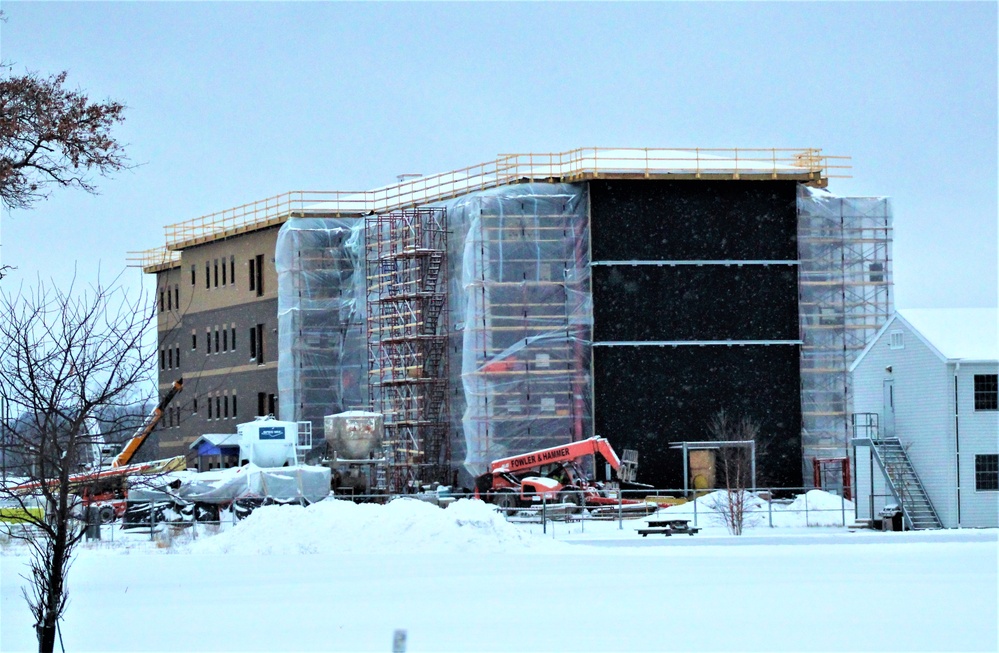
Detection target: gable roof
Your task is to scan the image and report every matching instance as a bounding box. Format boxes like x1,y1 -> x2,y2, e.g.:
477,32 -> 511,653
850,308 -> 998,371
188,432 -> 240,450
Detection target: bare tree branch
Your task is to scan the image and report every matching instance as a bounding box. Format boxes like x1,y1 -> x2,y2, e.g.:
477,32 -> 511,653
0,66 -> 128,211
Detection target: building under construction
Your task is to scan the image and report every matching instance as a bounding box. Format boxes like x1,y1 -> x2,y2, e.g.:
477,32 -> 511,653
133,148 -> 893,492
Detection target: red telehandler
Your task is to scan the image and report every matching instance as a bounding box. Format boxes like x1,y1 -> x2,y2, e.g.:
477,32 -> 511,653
474,436 -> 648,512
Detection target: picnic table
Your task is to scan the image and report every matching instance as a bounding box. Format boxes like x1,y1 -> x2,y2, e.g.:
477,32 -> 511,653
637,518 -> 701,537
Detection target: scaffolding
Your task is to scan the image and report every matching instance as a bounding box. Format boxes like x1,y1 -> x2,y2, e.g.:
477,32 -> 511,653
797,187 -> 893,480
365,208 -> 450,492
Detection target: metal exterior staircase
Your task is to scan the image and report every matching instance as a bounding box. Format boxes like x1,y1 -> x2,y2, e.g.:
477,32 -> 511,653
869,438 -> 942,530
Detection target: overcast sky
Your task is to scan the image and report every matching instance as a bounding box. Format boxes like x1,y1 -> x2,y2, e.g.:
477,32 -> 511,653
1,2 -> 996,309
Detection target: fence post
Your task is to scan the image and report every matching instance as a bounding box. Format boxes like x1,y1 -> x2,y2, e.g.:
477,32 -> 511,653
542,494 -> 546,535
768,489 -> 773,528
804,492 -> 809,527
841,490 -> 846,527
693,493 -> 698,528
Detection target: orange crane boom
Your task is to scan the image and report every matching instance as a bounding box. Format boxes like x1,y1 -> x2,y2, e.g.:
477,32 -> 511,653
111,379 -> 183,468
489,436 -> 623,475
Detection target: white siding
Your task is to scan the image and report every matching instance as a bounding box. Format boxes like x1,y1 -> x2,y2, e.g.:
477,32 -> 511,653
955,361 -> 999,527
851,320 -> 956,526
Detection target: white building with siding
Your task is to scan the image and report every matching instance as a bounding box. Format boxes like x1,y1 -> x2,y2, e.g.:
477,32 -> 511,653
850,309 -> 998,528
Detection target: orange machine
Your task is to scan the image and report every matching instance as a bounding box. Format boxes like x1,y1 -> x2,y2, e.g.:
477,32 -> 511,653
476,436 -> 642,510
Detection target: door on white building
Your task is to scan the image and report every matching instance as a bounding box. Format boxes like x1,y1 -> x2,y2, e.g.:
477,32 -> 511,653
882,379 -> 895,438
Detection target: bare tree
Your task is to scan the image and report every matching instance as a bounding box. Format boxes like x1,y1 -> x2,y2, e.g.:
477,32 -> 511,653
0,275 -> 154,653
706,410 -> 764,536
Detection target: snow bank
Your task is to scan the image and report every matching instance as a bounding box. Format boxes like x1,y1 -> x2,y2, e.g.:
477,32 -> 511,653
189,497 -> 566,555
655,489 -> 854,528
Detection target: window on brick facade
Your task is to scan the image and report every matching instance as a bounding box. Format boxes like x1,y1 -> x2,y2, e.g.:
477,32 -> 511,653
255,254 -> 264,296
214,328 -> 220,354
206,328 -> 212,354
192,332 -> 197,350
232,393 -> 237,417
249,258 -> 256,291
208,395 -> 213,419
205,262 -> 210,289
230,256 -> 236,286
191,264 -> 196,286
175,346 -> 180,369
975,454 -> 998,491
223,329 -> 228,352
174,285 -> 179,310
221,258 -> 227,286
159,289 -> 164,312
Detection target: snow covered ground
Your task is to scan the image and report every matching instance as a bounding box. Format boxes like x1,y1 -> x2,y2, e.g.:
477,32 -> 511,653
2,494 -> 996,652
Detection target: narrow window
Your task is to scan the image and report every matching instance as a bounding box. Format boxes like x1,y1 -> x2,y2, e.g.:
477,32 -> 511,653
255,254 -> 264,296
193,397 -> 198,414
216,396 -> 221,419
208,396 -> 213,419
159,289 -> 165,312
205,262 -> 210,289
206,328 -> 212,354
889,331 -> 904,350
213,259 -> 219,288
224,394 -> 230,418
230,256 -> 236,286
223,328 -> 228,352
975,454 -> 999,491
232,393 -> 237,417
175,346 -> 180,368
221,258 -> 227,286
255,324 -> 265,364
258,392 -> 266,417
167,286 -> 172,311
249,258 -> 256,291
167,347 -> 173,369
192,332 -> 197,350
214,328 -> 220,354
231,325 -> 236,350
268,393 -> 277,416
249,327 -> 257,360
160,349 -> 165,370
974,374 -> 998,411
191,264 -> 196,286
174,285 -> 179,310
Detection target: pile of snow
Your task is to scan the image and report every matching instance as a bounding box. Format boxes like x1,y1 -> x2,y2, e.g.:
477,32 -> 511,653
654,489 -> 854,528
189,497 -> 566,555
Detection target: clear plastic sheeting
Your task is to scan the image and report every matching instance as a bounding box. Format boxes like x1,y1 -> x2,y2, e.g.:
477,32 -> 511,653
276,218 -> 366,442
797,186 -> 893,478
438,183 -> 592,480
129,465 -> 332,504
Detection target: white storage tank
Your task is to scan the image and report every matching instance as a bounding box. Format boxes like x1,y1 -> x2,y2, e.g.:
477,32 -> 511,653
237,418 -> 298,467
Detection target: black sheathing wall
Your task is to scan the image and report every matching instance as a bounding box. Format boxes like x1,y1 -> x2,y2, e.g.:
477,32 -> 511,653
588,180 -> 802,489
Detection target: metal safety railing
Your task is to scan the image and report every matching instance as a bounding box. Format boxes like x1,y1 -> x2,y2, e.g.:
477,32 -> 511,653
129,147 -> 849,266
